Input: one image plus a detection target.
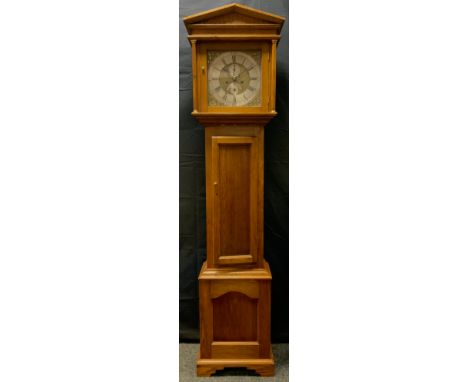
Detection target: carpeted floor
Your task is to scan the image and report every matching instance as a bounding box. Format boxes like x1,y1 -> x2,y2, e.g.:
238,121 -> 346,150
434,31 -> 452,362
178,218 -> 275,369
179,343 -> 289,381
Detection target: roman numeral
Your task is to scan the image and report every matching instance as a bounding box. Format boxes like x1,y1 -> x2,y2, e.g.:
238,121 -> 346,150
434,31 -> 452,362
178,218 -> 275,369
250,77 -> 258,81
214,86 -> 221,92
248,85 -> 255,91
232,55 -> 236,64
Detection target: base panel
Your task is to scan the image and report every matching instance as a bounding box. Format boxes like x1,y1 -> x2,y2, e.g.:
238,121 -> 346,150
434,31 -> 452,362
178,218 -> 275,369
197,356 -> 275,377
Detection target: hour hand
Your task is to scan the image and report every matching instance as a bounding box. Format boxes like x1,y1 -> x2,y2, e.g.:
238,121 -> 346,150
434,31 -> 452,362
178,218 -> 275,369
221,67 -> 233,77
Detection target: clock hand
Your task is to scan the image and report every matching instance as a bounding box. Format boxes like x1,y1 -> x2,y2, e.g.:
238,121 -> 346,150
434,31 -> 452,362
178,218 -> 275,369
233,66 -> 251,81
221,68 -> 231,75
221,68 -> 236,84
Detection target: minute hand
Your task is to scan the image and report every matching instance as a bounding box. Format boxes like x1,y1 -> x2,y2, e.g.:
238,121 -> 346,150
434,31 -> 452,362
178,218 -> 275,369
221,68 -> 235,84
234,66 -> 253,80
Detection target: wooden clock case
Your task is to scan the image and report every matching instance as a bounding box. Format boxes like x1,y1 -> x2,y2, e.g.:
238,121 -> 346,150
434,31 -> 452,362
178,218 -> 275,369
183,4 -> 284,377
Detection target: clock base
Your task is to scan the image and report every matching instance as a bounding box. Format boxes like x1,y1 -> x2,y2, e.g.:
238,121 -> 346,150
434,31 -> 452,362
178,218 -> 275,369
197,351 -> 275,377
198,261 -> 274,377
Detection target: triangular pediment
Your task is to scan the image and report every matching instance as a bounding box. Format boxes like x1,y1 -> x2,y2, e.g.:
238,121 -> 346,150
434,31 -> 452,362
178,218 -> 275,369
184,3 -> 285,28
198,12 -> 270,25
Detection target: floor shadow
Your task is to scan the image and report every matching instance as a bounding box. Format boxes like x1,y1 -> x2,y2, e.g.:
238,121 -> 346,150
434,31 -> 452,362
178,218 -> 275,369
212,367 -> 259,377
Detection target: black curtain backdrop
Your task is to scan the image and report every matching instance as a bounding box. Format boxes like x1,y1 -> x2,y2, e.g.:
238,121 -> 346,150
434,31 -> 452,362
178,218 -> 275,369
179,0 -> 289,343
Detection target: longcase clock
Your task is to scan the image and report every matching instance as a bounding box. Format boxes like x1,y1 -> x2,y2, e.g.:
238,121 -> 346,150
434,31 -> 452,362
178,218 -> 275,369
183,3 -> 285,377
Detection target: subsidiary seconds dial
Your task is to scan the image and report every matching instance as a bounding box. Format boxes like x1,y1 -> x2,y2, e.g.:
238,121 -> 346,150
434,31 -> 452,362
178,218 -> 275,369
208,51 -> 261,107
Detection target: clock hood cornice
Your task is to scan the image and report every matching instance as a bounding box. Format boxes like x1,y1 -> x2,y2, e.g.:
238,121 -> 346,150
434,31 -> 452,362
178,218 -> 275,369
183,3 -> 285,41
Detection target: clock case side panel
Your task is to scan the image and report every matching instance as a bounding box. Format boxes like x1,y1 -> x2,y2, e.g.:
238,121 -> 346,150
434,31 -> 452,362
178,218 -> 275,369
190,40 -> 197,112
205,126 -> 264,269
196,41 -> 272,114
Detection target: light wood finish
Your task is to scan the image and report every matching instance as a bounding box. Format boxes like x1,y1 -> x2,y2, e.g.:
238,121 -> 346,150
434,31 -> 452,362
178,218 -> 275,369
197,261 -> 274,377
211,341 -> 260,359
210,280 -> 259,299
257,280 -> 272,359
204,126 -> 264,270
212,135 -> 258,266
184,3 -> 284,116
199,279 -> 213,359
184,3 -> 284,35
205,127 -> 264,268
198,261 -> 272,280
197,353 -> 275,377
191,40 -> 198,112
184,4 -> 284,377
269,40 -> 278,112
213,291 -> 257,341
184,4 -> 283,24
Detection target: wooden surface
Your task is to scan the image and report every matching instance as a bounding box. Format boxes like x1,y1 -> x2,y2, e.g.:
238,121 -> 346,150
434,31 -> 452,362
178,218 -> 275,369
210,280 -> 259,299
205,127 -> 264,268
184,3 -> 284,115
213,292 -> 257,341
184,4 -> 284,377
199,279 -> 213,360
190,40 -> 198,113
197,355 -> 275,377
183,3 -> 285,37
213,136 -> 256,260
198,261 -> 271,280
198,261 -> 274,377
211,341 -> 259,359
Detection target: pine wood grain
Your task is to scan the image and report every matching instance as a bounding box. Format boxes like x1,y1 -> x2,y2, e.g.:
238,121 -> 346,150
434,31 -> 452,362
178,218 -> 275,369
213,292 -> 257,341
184,4 -> 284,377
206,128 -> 262,268
197,261 -> 274,376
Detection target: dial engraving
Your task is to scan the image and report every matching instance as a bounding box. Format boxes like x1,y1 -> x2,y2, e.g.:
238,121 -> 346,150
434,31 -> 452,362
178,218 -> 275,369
208,50 -> 261,107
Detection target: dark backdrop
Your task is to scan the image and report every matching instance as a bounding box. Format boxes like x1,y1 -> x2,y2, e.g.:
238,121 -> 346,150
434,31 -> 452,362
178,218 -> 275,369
179,0 -> 289,343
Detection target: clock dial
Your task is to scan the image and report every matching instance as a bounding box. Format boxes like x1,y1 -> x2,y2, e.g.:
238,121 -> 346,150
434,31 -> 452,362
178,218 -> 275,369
207,50 -> 261,107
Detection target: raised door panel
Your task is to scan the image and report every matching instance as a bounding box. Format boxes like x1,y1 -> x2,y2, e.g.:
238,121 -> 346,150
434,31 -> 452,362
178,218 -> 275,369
212,291 -> 258,341
211,136 -> 259,266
